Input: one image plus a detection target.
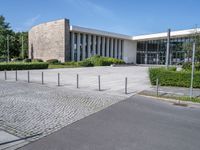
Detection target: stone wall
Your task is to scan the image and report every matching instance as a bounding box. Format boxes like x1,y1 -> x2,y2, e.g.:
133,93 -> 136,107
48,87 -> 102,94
29,19 -> 70,62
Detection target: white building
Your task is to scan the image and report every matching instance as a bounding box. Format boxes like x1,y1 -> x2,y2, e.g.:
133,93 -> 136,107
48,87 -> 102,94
29,18 -> 199,64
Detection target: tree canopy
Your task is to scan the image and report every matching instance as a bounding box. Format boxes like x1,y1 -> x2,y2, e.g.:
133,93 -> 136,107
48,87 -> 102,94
0,15 -> 28,61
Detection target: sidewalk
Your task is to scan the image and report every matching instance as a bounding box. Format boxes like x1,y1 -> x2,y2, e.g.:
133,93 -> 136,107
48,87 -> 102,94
147,86 -> 200,97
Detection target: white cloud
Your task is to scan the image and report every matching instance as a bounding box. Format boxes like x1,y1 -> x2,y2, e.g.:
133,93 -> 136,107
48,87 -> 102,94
14,15 -> 41,32
65,0 -> 115,18
24,14 -> 41,28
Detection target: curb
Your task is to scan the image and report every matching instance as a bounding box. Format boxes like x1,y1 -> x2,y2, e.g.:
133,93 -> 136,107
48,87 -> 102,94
138,93 -> 200,108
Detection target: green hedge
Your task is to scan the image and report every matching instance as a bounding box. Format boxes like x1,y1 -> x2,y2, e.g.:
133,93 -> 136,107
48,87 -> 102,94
46,59 -> 61,64
0,62 -> 49,71
78,55 -> 125,67
182,62 -> 200,71
149,67 -> 200,88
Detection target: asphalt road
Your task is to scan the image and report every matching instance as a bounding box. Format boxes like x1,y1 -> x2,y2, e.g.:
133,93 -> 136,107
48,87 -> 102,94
19,95 -> 200,150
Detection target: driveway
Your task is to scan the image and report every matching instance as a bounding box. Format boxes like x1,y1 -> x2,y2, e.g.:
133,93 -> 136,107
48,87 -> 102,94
19,95 -> 200,150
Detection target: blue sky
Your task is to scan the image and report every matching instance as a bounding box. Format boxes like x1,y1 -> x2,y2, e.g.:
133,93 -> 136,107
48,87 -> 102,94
1,0 -> 200,35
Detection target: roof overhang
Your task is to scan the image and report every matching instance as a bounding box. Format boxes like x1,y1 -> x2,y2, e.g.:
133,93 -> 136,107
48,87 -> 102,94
132,28 -> 200,41
70,25 -> 133,40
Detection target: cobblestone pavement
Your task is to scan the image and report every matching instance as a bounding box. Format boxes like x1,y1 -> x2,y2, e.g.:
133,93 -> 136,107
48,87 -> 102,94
0,80 -> 126,149
0,66 -> 150,149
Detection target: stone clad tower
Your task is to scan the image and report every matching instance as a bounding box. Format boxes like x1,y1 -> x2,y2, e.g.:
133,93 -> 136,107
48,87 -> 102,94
28,19 -> 70,62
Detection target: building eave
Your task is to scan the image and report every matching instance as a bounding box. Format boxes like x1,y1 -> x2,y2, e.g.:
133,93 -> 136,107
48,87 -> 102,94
132,28 -> 200,41
70,25 -> 133,40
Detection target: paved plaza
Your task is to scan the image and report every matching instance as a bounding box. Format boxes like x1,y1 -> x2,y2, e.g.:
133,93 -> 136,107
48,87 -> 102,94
0,66 -> 150,96
0,66 -> 150,149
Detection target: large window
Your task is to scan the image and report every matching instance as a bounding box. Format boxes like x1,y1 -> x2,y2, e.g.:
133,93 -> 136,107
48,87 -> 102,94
136,37 -> 192,64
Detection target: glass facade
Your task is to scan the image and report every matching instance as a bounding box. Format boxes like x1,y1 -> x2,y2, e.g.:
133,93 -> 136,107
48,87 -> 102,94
136,37 -> 193,64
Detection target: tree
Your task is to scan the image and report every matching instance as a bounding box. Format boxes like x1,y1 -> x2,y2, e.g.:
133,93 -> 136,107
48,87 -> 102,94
0,15 -> 29,61
183,28 -> 200,63
0,15 -> 13,61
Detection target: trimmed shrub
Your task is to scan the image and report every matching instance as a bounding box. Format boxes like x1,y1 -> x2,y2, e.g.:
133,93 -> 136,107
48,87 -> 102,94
182,62 -> 200,71
182,62 -> 192,70
32,59 -> 43,62
46,59 -> 61,64
23,58 -> 32,62
82,55 -> 125,66
63,61 -> 78,66
149,67 -> 200,88
196,63 -> 200,71
78,59 -> 94,67
0,62 -> 49,71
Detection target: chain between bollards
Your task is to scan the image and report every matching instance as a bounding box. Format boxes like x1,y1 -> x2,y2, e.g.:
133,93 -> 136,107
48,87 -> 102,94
58,73 -> 60,86
15,70 -> 18,81
4,71 -> 7,80
42,72 -> 44,84
98,75 -> 101,91
27,71 -> 30,83
77,74 -> 79,88
125,77 -> 128,94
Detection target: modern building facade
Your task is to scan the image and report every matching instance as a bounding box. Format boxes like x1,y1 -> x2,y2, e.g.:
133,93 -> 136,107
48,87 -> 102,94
29,18 -> 199,64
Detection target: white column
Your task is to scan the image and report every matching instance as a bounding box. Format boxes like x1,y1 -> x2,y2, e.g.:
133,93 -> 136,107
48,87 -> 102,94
82,34 -> 86,60
145,42 -> 148,64
92,35 -> 96,56
71,32 -> 75,61
115,39 -> 118,58
106,37 -> 110,57
97,36 -> 101,55
121,40 -> 124,60
88,35 -> 91,58
77,33 -> 80,61
118,40 -> 121,59
110,38 -> 113,58
102,37 -> 105,57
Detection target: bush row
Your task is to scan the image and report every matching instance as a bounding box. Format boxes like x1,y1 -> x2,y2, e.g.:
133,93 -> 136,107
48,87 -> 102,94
0,62 -> 49,71
182,62 -> 200,71
78,55 -> 125,67
149,67 -> 200,88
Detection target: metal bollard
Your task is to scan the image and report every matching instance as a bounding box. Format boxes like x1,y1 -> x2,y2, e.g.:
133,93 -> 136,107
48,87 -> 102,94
98,75 -> 101,91
125,77 -> 128,94
77,74 -> 79,88
4,71 -> 7,80
156,78 -> 159,96
58,73 -> 60,86
42,72 -> 44,84
27,71 -> 30,83
15,70 -> 18,81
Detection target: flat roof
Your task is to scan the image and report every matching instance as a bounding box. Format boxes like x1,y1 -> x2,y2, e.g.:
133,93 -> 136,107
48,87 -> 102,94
71,25 -> 200,41
30,18 -> 200,41
70,25 -> 133,40
132,28 -> 200,41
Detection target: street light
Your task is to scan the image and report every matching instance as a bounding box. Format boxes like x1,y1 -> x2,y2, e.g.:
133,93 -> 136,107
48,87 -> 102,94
189,41 -> 196,98
7,35 -> 10,62
165,29 -> 171,68
189,26 -> 198,98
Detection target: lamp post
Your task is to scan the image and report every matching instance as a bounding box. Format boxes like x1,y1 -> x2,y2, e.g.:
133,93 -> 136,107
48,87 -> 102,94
7,35 -> 10,62
165,29 -> 171,68
21,35 -> 24,59
189,41 -> 196,98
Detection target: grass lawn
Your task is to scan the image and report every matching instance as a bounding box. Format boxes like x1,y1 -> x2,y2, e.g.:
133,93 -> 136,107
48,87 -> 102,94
48,64 -> 80,69
139,91 -> 200,104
